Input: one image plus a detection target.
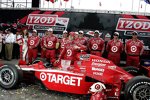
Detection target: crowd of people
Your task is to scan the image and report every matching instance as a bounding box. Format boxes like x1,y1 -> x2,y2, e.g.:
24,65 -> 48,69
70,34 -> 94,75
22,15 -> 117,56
0,27 -> 144,68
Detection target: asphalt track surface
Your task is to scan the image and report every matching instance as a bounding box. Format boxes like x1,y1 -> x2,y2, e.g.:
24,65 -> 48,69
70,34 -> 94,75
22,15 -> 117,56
0,59 -> 87,100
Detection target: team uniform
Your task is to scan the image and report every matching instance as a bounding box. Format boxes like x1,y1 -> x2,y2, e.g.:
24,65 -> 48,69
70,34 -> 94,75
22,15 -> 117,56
106,39 -> 123,65
44,34 -> 58,63
40,35 -> 47,58
125,39 -> 144,67
27,36 -> 40,64
59,38 -> 70,53
59,41 -> 87,65
88,37 -> 105,56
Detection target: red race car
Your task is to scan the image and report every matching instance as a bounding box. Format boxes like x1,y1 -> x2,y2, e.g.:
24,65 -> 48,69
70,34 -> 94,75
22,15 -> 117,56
0,54 -> 150,100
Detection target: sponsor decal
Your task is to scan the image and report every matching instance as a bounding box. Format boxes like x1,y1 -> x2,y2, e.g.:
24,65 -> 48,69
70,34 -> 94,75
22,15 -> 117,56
131,46 -> 137,52
116,18 -> 150,32
92,67 -> 104,72
66,49 -> 72,57
124,31 -> 150,37
40,72 -> 82,86
108,66 -> 116,70
92,44 -> 98,50
30,40 -> 34,45
26,14 -> 69,31
80,54 -> 90,59
26,14 -> 57,26
111,46 -> 118,52
92,59 -> 110,64
91,62 -> 106,67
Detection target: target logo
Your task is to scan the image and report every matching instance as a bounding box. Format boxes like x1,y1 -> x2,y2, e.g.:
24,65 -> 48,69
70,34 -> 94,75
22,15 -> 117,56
48,41 -> 53,47
111,46 -> 118,52
95,84 -> 100,90
30,40 -> 35,45
67,49 -> 72,56
131,46 -> 137,52
40,72 -> 47,81
92,44 -> 98,50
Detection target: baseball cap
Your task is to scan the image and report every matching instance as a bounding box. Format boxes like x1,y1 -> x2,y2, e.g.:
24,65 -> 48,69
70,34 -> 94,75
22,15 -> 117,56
47,28 -> 53,32
32,29 -> 37,33
79,30 -> 84,34
132,31 -> 138,35
75,32 -> 79,35
114,32 -> 119,36
63,30 -> 68,34
94,30 -> 100,34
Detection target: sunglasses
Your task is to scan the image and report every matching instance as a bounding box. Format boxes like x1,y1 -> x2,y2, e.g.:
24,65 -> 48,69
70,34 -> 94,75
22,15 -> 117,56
132,33 -> 137,35
114,34 -> 118,36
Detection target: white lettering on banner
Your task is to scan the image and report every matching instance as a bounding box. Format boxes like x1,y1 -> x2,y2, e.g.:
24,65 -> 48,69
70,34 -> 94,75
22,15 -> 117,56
116,18 -> 150,32
40,72 -> 82,86
91,62 -> 106,67
26,14 -> 57,26
92,67 -> 105,72
92,59 -> 110,64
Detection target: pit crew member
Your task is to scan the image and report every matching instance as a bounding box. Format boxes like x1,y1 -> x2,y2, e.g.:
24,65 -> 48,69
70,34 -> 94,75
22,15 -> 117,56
106,32 -> 124,66
88,30 -> 105,56
27,29 -> 40,64
125,31 -> 144,67
44,28 -> 59,64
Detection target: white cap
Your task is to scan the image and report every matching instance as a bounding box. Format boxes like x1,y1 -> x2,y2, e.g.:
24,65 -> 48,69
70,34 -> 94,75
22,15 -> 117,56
94,30 -> 100,34
63,30 -> 68,34
79,30 -> 84,34
47,28 -> 53,32
114,32 -> 119,36
33,29 -> 37,33
75,32 -> 79,35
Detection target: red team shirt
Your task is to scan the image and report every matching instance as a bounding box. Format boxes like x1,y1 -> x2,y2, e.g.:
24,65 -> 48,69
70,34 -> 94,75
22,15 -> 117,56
44,35 -> 58,49
28,36 -> 40,48
107,39 -> 123,54
59,38 -> 70,52
59,41 -> 86,61
126,39 -> 143,55
88,37 -> 105,51
41,35 -> 47,48
78,37 -> 87,46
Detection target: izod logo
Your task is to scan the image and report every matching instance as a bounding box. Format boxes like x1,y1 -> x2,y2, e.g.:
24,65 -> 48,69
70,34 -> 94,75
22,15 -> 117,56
116,18 -> 150,32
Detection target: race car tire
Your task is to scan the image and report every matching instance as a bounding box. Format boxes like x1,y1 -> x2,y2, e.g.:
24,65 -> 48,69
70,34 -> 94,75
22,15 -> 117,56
123,66 -> 140,76
0,64 -> 22,89
32,57 -> 50,68
124,76 -> 150,100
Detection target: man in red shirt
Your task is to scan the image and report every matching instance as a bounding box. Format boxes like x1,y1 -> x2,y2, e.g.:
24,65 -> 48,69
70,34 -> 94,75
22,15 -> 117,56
40,30 -> 48,58
106,32 -> 124,66
55,32 -> 86,68
88,30 -> 105,56
125,31 -> 144,67
59,30 -> 69,53
28,29 -> 40,64
44,28 -> 58,64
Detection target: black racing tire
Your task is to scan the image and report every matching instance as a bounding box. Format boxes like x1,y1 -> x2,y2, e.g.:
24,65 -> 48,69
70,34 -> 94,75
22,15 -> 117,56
32,57 -> 50,68
124,76 -> 150,100
0,64 -> 22,89
123,66 -> 140,76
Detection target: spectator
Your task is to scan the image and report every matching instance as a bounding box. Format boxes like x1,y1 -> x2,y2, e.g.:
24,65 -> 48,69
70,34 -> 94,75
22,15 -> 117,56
13,29 -> 21,59
4,28 -> 14,61
28,29 -> 40,64
20,28 -> 29,61
106,32 -> 124,66
88,30 -> 105,56
125,31 -> 144,67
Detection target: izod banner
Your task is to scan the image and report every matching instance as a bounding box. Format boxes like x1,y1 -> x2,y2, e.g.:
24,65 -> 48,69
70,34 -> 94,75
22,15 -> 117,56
26,14 -> 69,31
